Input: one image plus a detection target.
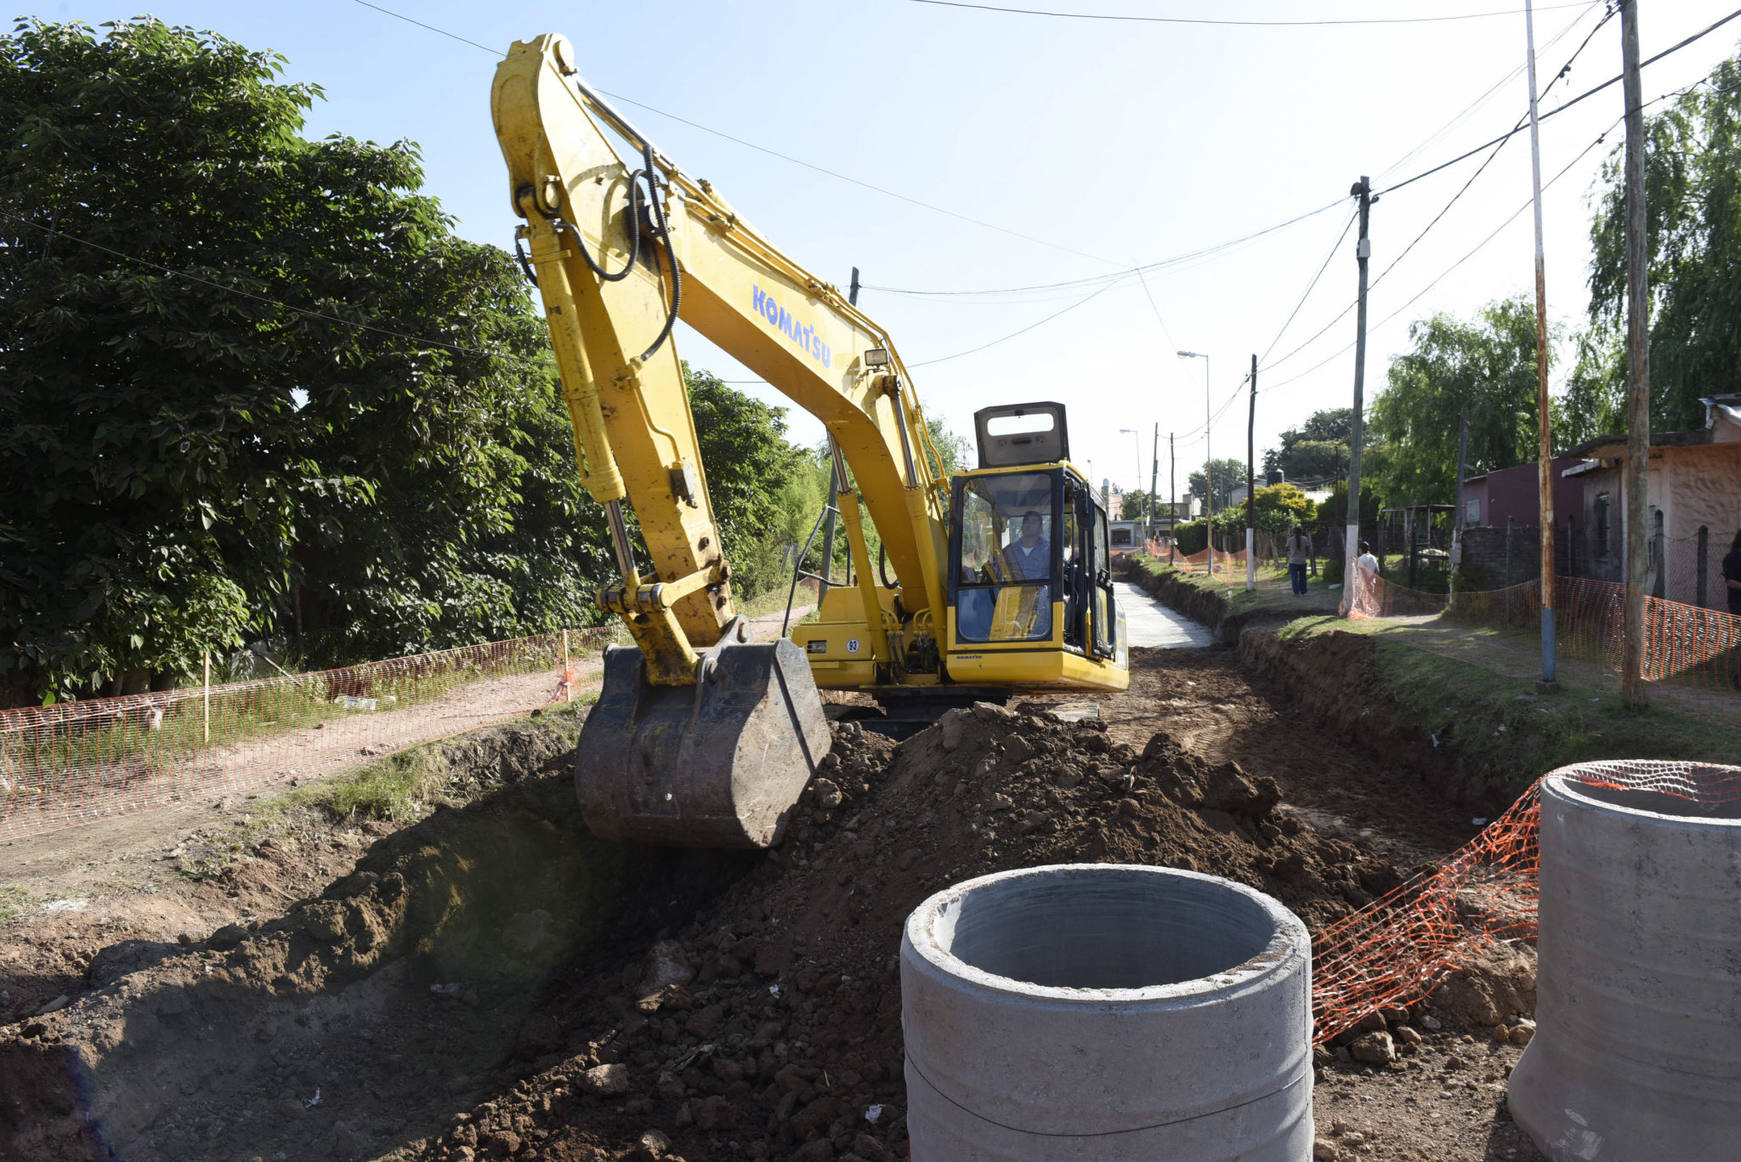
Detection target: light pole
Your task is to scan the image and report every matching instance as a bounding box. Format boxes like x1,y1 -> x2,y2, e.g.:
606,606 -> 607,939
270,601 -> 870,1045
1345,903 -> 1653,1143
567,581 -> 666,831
1177,350 -> 1212,573
1118,428 -> 1143,519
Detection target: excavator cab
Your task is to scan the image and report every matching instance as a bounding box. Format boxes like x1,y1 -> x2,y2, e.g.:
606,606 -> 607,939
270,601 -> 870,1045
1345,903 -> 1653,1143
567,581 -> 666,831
944,404 -> 1127,688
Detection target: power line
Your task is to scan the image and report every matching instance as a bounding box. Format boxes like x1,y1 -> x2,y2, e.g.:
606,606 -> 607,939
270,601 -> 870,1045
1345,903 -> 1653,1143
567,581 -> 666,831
904,0 -> 1593,28
1374,1 -> 1603,181
909,276 -> 1129,367
349,0 -> 1124,270
1260,115 -> 1625,397
1258,209 -> 1359,367
865,195 -> 1348,297
1377,4 -> 1741,197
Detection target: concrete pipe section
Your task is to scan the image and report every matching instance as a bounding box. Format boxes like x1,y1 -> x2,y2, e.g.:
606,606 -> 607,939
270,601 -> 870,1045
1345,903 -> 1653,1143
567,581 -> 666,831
1508,763 -> 1741,1162
900,863 -> 1313,1161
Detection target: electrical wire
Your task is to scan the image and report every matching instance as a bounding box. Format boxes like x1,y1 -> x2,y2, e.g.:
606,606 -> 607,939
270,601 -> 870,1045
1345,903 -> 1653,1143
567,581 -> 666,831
1261,0 -> 1629,377
1377,4 -> 1741,197
1259,115 -> 1626,397
1257,209 -> 1359,368
349,0 -> 1125,271
904,0 -> 1594,28
907,275 -> 1130,367
864,195 -> 1348,297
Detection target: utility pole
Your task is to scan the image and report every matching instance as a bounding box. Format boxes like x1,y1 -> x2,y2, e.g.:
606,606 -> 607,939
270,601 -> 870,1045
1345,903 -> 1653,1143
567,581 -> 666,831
1526,0 -> 1557,686
1620,0 -> 1650,706
1169,432 -> 1177,565
1178,350 -> 1213,572
1246,354 -> 1258,592
1150,423 -> 1160,542
1342,177 -> 1373,615
1452,408 -> 1469,608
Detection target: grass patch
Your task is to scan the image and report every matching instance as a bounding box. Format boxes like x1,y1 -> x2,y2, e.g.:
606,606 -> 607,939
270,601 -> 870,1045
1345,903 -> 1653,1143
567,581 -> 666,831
1280,614 -> 1738,795
0,883 -> 34,925
1129,555 -> 1340,619
174,696 -> 594,881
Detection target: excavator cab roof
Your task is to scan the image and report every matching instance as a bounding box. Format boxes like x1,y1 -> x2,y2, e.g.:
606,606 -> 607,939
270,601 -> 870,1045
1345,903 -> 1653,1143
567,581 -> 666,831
973,402 -> 1068,469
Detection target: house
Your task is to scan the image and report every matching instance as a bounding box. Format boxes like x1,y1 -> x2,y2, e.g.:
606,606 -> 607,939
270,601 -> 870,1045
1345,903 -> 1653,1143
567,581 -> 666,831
1558,395 -> 1741,607
1459,458 -> 1583,528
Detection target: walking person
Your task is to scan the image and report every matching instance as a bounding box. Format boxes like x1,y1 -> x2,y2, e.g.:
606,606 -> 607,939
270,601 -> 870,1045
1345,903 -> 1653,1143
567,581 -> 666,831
1354,540 -> 1381,617
1286,526 -> 1312,596
1723,529 -> 1741,687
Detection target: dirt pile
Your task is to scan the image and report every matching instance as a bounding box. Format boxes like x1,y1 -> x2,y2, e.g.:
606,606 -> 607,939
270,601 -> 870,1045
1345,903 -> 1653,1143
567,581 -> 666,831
2,704 -> 1407,1162
440,704 -> 1400,1162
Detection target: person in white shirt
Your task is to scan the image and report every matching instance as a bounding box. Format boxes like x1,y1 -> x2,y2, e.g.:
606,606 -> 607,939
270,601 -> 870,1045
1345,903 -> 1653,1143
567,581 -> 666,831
1355,540 -> 1380,615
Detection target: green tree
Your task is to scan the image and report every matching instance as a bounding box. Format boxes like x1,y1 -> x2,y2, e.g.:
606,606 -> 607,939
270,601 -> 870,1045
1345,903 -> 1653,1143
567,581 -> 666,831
1120,491 -> 1156,521
1262,408 -> 1353,482
1585,51 -> 1741,432
1368,297 -> 1547,507
0,18 -> 603,698
1186,458 -> 1247,510
684,366 -> 811,599
1250,483 -> 1316,533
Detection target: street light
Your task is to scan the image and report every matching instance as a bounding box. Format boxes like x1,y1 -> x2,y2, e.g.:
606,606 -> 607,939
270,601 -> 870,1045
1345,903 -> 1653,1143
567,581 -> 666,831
1118,428 -> 1143,518
1177,350 -> 1213,573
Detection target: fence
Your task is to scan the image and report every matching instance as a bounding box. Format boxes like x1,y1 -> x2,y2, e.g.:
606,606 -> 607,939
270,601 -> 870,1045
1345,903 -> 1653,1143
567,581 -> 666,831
1345,565 -> 1741,704
0,626 -> 618,842
1312,759 -> 1741,1046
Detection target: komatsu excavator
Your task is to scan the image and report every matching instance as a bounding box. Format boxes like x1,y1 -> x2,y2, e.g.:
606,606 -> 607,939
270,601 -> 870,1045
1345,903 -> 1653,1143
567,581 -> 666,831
493,34 -> 1127,851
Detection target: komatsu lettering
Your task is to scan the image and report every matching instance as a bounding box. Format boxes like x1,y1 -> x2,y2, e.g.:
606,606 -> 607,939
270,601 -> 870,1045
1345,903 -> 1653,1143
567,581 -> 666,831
752,284 -> 832,368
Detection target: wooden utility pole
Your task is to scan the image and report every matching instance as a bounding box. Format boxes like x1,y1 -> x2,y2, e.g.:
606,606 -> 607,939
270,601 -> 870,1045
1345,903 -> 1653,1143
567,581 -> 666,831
1150,423 -> 1160,544
1342,177 -> 1373,615
1452,408 -> 1469,608
1621,0 -> 1650,706
1246,355 -> 1258,592
1525,0 -> 1557,686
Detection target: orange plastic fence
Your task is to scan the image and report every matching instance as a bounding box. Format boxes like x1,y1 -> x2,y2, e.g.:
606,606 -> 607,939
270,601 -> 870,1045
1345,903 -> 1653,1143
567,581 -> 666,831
0,627 -> 616,841
1312,760 -> 1741,1045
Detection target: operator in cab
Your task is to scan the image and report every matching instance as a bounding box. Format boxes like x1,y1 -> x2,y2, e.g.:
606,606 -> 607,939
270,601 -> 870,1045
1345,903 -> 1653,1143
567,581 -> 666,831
1007,511 -> 1050,581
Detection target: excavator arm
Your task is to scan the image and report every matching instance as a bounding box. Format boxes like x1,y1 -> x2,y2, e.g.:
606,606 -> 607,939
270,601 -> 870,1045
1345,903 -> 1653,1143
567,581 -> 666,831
491,34 -> 950,847
493,34 -> 950,678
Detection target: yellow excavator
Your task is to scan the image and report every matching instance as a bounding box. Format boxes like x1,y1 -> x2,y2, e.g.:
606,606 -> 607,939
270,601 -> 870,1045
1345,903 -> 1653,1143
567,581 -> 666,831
492,34 -> 1128,850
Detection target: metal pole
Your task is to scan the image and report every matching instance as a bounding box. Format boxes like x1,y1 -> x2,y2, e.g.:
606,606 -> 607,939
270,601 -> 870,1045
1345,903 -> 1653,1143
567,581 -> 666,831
1205,354 -> 1212,574
1246,354 -> 1257,592
203,649 -> 211,744
1620,0 -> 1651,706
1169,432 -> 1177,565
1526,0 -> 1557,686
1342,178 -> 1373,615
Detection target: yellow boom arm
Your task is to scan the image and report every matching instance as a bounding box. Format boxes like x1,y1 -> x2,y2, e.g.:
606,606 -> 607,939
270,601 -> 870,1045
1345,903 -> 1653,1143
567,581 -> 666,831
492,34 -> 950,685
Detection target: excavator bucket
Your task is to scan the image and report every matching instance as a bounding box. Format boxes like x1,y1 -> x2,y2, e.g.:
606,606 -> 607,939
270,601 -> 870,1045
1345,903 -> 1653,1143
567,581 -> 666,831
575,624 -> 833,849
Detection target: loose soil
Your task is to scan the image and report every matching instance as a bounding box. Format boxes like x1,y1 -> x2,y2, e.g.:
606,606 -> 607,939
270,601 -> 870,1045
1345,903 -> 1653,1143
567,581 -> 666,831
1,640 -> 1547,1162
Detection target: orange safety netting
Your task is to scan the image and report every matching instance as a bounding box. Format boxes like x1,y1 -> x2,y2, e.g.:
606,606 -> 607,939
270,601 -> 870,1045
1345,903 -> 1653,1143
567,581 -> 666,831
0,627 -> 616,841
1310,759 -> 1741,1045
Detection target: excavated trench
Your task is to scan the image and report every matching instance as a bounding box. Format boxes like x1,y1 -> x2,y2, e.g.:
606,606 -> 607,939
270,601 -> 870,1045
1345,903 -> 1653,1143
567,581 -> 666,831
2,644 -> 1546,1162
0,759 -> 757,1162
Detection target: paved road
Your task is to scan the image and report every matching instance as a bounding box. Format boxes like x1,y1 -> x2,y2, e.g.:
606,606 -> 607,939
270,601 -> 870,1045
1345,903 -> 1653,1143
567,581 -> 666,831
1115,582 -> 1217,649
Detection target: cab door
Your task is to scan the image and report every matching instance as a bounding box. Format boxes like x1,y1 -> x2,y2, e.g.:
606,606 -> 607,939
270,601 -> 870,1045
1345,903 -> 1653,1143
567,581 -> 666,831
1089,500 -> 1117,658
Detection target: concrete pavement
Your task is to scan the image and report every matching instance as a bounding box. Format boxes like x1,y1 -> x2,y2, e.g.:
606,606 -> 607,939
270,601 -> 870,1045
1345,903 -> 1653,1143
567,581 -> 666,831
1115,581 -> 1217,649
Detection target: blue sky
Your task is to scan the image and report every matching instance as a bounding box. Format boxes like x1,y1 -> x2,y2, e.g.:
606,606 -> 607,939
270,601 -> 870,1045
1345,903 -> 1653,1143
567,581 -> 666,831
27,0 -> 1741,496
